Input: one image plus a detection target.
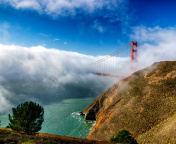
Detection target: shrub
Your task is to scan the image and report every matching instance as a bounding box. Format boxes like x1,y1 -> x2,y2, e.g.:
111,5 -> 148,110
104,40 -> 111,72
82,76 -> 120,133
110,130 -> 138,144
8,101 -> 44,135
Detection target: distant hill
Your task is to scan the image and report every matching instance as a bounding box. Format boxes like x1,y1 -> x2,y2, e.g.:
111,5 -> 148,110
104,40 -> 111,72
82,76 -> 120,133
82,61 -> 176,144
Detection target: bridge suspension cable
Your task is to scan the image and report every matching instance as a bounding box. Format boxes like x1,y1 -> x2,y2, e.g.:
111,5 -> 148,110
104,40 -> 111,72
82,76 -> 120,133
91,42 -> 131,64
90,41 -> 138,78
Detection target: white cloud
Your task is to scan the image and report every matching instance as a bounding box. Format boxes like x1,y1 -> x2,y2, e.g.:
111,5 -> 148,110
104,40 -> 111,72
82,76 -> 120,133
54,38 -> 60,41
92,20 -> 105,33
4,0 -> 41,10
0,86 -> 14,113
39,33 -> 50,37
130,26 -> 176,69
0,43 -> 130,113
1,0 -> 128,19
64,42 -> 67,45
1,0 -> 130,33
0,22 -> 10,42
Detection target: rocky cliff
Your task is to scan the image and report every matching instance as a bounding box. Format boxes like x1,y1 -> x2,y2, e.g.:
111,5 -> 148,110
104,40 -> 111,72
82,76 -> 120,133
82,61 -> 176,144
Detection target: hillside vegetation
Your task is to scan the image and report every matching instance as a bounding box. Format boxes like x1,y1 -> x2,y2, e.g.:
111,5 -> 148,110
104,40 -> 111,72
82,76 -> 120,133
82,61 -> 176,144
0,128 -> 112,144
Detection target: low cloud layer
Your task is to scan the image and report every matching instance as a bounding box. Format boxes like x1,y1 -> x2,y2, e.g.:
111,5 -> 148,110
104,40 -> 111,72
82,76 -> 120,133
0,44 -> 129,113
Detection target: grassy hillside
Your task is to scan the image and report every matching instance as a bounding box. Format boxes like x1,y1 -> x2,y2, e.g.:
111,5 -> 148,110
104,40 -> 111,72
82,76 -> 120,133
137,112 -> 176,143
82,61 -> 176,143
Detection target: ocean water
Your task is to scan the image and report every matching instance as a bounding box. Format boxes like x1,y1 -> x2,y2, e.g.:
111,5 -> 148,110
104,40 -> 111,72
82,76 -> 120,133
0,97 -> 96,138
41,98 -> 96,138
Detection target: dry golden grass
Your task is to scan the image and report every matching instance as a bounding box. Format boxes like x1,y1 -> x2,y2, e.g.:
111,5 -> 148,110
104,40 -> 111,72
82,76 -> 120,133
137,113 -> 176,144
83,61 -> 176,143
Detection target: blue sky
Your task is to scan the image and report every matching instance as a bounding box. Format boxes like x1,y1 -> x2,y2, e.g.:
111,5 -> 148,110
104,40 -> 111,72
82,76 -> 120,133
0,0 -> 176,55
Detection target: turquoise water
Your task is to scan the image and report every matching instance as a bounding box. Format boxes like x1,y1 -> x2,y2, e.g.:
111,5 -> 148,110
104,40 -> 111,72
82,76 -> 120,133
41,98 -> 96,138
0,97 -> 96,138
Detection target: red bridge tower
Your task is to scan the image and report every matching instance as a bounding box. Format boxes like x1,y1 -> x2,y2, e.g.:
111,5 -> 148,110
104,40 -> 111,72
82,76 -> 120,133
131,41 -> 137,61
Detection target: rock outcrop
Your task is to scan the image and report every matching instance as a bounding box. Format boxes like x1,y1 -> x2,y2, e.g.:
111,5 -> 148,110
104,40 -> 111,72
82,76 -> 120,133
82,61 -> 176,144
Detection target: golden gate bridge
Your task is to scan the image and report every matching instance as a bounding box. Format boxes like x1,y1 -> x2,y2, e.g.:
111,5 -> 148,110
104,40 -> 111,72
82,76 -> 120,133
90,41 -> 142,78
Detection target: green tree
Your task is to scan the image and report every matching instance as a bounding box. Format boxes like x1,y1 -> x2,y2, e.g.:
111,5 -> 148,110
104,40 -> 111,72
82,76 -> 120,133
8,101 -> 44,135
110,130 -> 138,144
